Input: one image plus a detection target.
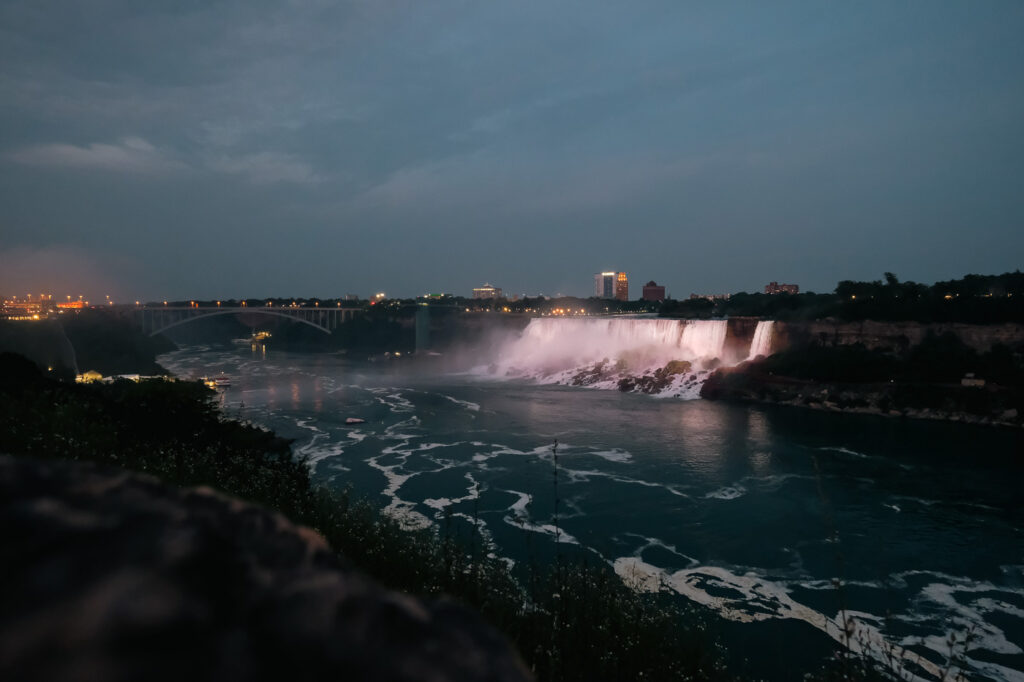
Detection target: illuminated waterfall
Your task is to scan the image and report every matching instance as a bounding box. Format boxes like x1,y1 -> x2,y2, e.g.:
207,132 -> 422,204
486,317 -> 772,398
747,321 -> 775,359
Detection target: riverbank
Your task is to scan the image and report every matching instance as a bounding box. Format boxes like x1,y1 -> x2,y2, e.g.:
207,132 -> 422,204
701,364 -> 1023,428
0,352 -> 732,682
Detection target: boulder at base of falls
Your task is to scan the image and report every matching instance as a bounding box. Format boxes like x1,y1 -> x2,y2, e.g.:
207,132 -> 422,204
617,361 -> 694,394
0,455 -> 532,682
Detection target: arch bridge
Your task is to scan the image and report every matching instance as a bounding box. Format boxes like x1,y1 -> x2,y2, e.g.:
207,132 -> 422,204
129,306 -> 362,336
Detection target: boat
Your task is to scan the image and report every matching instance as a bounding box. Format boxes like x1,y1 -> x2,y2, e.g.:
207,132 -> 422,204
345,417 -> 366,424
213,375 -> 231,387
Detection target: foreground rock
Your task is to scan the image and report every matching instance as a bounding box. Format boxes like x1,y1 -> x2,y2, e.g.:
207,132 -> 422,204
0,455 -> 532,682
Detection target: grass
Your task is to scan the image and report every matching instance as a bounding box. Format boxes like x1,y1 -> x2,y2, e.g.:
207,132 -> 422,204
0,354 -> 730,681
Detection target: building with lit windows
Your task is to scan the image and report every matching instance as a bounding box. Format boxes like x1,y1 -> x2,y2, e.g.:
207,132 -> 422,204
594,272 -> 616,298
764,282 -> 799,295
472,284 -> 502,299
614,272 -> 629,301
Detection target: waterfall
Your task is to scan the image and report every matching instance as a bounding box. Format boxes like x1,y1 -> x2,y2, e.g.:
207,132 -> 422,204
497,318 -> 727,373
680,320 -> 728,359
747,321 -> 775,359
486,318 -> 737,397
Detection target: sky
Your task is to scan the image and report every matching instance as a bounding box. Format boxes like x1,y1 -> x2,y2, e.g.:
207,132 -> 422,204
1,1 -> 1022,301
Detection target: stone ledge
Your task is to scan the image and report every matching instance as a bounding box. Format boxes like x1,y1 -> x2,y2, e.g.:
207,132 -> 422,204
0,455 -> 532,682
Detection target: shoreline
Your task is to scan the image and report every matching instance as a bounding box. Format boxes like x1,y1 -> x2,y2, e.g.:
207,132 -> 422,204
700,368 -> 1023,429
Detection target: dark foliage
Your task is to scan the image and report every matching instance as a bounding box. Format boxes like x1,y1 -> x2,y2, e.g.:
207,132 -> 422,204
757,332 -> 1024,387
0,356 -> 731,682
61,309 -> 176,375
660,271 -> 1024,324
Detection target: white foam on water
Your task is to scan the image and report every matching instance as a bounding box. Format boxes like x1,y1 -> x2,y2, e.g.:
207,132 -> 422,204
623,533 -> 700,568
962,658 -> 1024,682
424,472 -> 483,512
369,387 -> 416,413
705,485 -> 747,500
298,442 -> 346,468
383,416 -> 421,440
484,443 -> 561,458
365,452 -> 432,531
500,489 -> 579,545
817,446 -> 871,459
612,558 -> 948,681
705,473 -> 813,502
909,580 -> 1024,657
589,448 -> 633,463
615,558 -> 1024,682
381,441 -> 459,457
561,467 -> 690,497
441,394 -> 481,411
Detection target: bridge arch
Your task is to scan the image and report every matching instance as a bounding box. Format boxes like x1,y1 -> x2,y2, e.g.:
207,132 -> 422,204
148,309 -> 333,336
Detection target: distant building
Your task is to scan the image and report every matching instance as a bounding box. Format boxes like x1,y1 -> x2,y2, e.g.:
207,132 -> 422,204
343,294 -> 360,301
689,293 -> 731,302
472,283 -> 502,299
594,272 -> 616,298
641,281 -> 665,302
615,272 -> 629,301
765,282 -> 799,295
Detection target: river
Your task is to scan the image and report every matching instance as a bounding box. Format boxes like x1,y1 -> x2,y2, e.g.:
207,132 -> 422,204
159,344 -> 1024,681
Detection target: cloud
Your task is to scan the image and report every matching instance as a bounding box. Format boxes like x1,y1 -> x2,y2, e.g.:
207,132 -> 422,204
8,136 -> 184,174
207,151 -> 323,185
354,145 -> 710,216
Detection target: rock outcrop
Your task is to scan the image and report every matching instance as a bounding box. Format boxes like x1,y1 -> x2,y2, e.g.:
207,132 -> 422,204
700,367 -> 1024,428
0,455 -> 532,682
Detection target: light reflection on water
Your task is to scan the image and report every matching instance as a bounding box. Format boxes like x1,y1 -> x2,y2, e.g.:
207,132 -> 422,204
161,347 -> 1024,682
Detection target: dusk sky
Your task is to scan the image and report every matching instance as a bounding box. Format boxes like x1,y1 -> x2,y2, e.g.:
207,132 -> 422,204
2,1 -> 1022,301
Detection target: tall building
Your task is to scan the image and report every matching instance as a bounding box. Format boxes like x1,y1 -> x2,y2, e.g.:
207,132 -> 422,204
472,283 -> 502,299
641,281 -> 665,302
764,282 -> 799,295
594,272 -> 616,298
615,272 -> 629,301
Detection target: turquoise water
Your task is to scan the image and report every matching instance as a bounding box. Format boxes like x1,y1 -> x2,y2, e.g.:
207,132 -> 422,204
161,347 -> 1024,681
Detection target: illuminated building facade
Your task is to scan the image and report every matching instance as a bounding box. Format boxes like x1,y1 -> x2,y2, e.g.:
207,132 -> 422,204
472,284 -> 502,299
764,282 -> 799,295
641,281 -> 665,302
594,272 -> 616,298
615,272 -> 629,301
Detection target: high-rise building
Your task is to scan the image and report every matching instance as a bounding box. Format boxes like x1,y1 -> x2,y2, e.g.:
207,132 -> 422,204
472,283 -> 502,299
615,272 -> 629,301
641,281 -> 665,302
594,272 -> 616,298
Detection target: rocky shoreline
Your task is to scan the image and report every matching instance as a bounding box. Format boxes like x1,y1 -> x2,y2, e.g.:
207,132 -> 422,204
700,366 -> 1023,429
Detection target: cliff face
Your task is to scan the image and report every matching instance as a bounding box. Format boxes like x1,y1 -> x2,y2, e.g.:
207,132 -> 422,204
775,320 -> 1024,354
0,455 -> 532,682
700,368 -> 1023,428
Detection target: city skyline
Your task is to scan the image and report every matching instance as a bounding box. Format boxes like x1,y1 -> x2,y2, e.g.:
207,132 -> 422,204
2,2 -> 1023,302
